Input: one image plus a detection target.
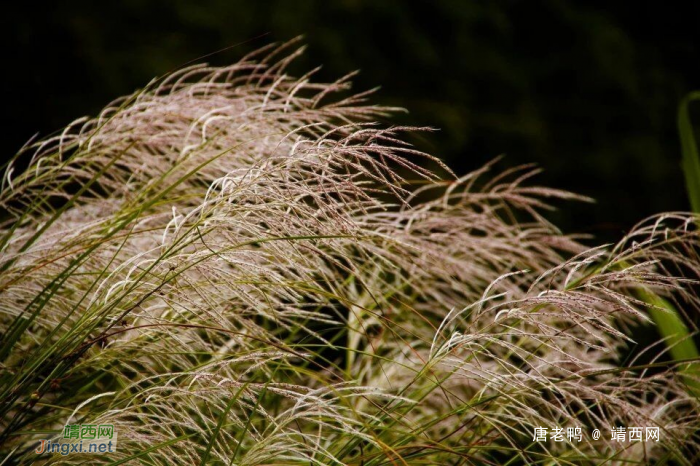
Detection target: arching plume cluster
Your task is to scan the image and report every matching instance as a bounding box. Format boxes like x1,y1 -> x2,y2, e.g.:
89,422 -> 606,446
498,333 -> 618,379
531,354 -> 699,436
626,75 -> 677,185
1,41 -> 699,465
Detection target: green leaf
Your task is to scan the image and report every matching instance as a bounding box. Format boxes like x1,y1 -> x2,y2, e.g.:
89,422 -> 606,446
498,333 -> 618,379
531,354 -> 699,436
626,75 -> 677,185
635,289 -> 700,396
679,91 -> 700,212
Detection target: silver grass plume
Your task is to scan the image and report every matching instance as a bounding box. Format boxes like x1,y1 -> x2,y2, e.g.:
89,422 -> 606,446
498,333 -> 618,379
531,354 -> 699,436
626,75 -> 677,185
1,40 -> 699,465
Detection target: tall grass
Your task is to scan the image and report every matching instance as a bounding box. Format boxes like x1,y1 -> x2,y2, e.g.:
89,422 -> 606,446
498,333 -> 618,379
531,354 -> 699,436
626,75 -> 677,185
1,41 -> 699,465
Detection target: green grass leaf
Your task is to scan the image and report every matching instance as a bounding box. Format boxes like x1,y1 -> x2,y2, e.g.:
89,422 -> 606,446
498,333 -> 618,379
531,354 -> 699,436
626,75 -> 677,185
679,91 -> 700,212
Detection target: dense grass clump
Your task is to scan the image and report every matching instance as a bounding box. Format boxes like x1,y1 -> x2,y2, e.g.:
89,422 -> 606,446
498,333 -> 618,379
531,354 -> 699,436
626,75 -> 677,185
1,42 -> 699,464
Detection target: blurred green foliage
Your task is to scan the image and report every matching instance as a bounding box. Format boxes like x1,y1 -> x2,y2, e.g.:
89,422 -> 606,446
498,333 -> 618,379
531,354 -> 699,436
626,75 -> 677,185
2,0 -> 699,242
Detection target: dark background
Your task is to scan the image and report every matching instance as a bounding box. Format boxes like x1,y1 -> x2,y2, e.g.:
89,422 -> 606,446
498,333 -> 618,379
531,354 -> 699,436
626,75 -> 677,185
2,0 -> 700,244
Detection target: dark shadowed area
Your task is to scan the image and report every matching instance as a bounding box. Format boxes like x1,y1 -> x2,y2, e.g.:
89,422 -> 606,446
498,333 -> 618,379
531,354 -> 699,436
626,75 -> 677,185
2,0 -> 699,243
